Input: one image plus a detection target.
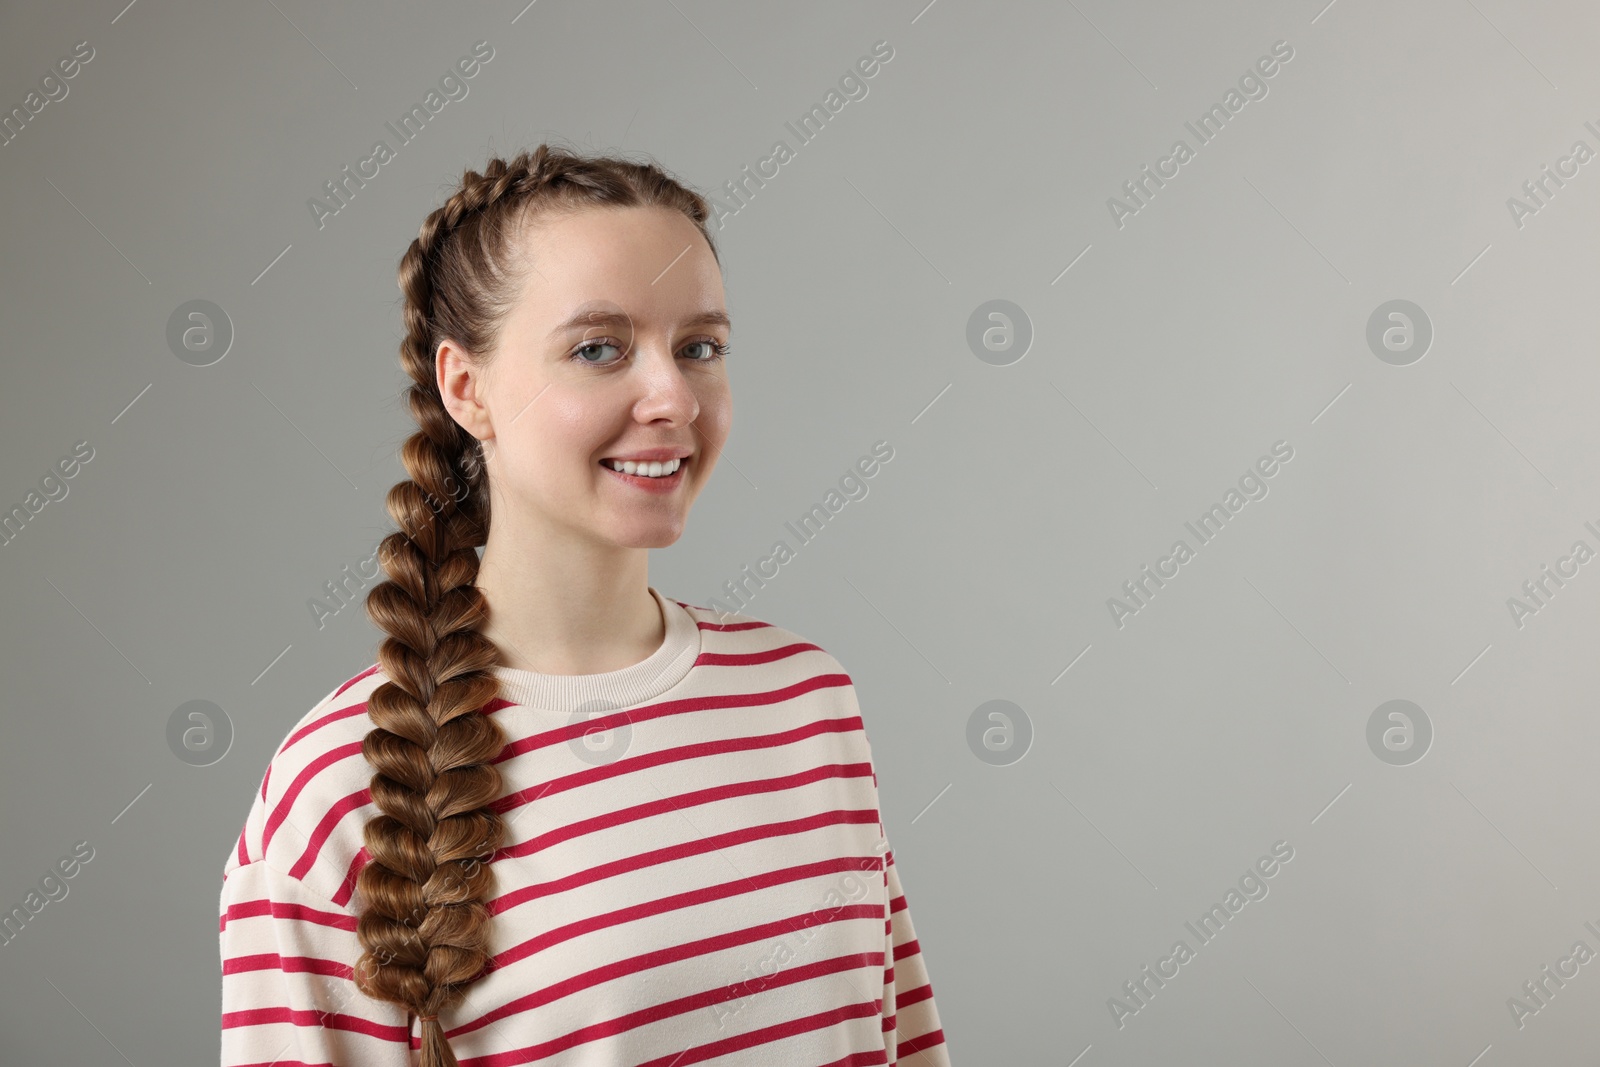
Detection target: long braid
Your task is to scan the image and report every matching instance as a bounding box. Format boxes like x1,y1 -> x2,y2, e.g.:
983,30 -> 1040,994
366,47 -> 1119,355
352,161 -> 524,1065
353,144 -> 721,1065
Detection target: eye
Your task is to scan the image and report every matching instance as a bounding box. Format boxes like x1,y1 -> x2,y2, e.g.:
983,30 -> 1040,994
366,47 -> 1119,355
684,339 -> 731,363
569,337 -> 730,366
571,338 -> 625,365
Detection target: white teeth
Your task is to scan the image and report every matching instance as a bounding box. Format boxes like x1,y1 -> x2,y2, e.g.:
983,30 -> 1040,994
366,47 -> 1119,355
604,457 -> 682,477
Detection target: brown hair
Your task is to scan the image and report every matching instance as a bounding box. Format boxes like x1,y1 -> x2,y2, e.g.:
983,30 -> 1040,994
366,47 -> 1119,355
352,142 -> 721,1066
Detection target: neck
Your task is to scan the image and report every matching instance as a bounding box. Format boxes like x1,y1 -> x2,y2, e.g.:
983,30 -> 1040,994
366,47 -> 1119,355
473,524 -> 662,676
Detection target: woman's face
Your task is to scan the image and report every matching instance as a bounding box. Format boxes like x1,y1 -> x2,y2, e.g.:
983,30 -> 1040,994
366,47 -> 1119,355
440,204 -> 732,550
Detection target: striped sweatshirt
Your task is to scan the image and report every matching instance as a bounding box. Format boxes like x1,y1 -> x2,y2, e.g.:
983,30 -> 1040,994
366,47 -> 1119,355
219,586 -> 950,1066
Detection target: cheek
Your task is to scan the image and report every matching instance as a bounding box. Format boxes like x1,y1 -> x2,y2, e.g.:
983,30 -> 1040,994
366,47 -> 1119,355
533,395 -> 609,459
696,382 -> 733,444
490,397 -> 601,493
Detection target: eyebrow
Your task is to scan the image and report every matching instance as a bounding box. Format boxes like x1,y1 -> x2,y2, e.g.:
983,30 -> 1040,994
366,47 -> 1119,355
548,303 -> 732,338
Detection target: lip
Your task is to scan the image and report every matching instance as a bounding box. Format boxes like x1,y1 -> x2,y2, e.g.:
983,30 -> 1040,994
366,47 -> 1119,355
601,447 -> 694,462
600,454 -> 688,494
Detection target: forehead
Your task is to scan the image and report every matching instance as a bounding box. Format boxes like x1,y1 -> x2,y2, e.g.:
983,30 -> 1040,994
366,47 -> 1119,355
512,204 -> 725,331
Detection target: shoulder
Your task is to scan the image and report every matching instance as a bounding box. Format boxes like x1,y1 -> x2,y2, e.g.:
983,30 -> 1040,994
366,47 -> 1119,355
665,597 -> 875,731
671,596 -> 854,677
221,663 -> 389,901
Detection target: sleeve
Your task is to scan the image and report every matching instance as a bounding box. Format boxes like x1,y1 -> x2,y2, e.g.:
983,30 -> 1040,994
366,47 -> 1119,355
219,860 -> 412,1066
880,846 -> 951,1065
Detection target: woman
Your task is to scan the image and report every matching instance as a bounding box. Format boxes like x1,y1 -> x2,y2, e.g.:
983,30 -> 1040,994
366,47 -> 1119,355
219,144 -> 950,1066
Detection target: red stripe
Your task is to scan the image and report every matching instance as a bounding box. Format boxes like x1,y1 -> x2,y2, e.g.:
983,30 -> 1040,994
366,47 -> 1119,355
695,640 -> 824,666
494,808 -> 883,913
689,616 -> 774,633
332,850 -> 368,908
286,786 -> 373,881
495,714 -> 865,819
221,951 -> 353,980
262,741 -> 364,854
492,853 -> 886,967
332,664 -> 380,698
493,671 -> 854,764
713,952 -> 883,1013
895,983 -> 934,1010
278,698 -> 371,755
453,906 -> 883,1040
499,759 -> 873,860
897,1029 -> 946,1058
221,1004 -> 409,1041
433,953 -> 884,1062
892,938 -> 922,963
220,894 -> 354,933
635,1001 -> 882,1067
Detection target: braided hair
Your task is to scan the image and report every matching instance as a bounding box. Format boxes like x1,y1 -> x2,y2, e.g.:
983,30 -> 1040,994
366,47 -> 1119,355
353,142 -> 721,1066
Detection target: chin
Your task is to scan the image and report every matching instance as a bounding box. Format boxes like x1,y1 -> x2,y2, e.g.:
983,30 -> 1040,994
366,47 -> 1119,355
607,519 -> 687,549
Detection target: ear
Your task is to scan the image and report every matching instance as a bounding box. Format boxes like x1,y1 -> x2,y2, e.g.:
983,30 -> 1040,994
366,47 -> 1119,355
437,340 -> 493,442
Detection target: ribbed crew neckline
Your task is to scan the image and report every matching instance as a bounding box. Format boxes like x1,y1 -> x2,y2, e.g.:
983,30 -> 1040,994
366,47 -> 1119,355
487,586 -> 701,713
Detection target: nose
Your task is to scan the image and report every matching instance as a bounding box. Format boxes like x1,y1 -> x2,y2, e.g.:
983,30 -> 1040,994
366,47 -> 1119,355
630,344 -> 701,425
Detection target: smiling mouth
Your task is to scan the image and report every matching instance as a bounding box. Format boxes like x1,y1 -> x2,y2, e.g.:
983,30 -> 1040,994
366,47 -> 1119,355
599,456 -> 687,477
598,455 -> 690,489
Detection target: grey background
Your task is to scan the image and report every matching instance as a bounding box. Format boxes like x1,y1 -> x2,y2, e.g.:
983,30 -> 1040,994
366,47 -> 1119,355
1,0 -> 1596,1063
